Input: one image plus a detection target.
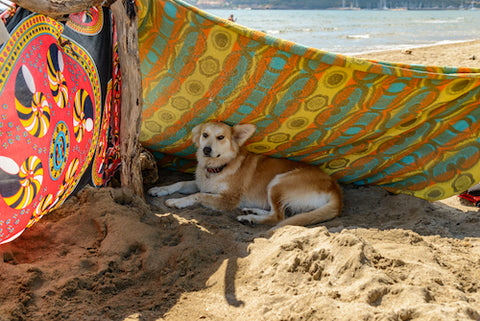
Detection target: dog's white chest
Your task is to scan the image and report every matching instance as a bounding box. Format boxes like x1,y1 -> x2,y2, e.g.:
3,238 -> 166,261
196,172 -> 229,193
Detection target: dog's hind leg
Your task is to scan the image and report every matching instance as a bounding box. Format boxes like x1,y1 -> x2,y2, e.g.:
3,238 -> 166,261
274,194 -> 341,228
238,168 -> 342,228
241,208 -> 269,216
238,183 -> 286,225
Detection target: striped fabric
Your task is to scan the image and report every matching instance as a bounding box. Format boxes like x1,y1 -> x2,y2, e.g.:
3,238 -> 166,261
137,0 -> 480,201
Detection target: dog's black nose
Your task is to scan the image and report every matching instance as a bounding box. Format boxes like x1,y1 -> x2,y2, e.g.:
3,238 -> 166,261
203,146 -> 212,156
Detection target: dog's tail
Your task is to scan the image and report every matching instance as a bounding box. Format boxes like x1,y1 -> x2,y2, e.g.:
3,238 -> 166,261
275,192 -> 342,228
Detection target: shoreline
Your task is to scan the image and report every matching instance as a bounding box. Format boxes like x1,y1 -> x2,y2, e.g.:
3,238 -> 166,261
348,38 -> 476,56
201,7 -> 478,11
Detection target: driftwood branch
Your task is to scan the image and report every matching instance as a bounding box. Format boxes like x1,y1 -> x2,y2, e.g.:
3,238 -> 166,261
111,0 -> 144,197
11,0 -> 116,18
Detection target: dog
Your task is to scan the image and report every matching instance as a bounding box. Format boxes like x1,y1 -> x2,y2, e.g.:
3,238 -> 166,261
148,122 -> 342,228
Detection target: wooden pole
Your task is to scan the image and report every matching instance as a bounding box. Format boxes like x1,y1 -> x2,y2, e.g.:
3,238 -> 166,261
111,0 -> 144,198
11,0 -> 115,19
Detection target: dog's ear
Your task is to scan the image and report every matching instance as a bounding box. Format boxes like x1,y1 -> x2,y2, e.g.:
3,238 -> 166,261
232,123 -> 256,146
191,124 -> 203,146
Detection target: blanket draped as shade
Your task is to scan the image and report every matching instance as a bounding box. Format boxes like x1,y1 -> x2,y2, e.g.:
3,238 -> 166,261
0,7 -> 121,244
137,0 -> 480,201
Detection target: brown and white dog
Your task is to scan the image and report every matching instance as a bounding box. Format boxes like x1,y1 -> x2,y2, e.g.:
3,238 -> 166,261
148,122 -> 342,228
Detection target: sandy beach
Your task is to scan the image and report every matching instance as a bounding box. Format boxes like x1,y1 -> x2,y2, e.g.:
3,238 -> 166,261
2,41 -> 480,321
355,40 -> 480,68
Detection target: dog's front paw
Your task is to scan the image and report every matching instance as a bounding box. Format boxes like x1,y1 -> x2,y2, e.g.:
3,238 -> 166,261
165,196 -> 195,209
237,214 -> 258,226
148,186 -> 171,197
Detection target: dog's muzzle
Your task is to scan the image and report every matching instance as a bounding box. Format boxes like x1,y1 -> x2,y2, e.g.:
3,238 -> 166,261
203,146 -> 212,157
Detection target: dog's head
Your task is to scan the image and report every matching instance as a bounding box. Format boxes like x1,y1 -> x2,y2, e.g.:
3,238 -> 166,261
191,122 -> 256,167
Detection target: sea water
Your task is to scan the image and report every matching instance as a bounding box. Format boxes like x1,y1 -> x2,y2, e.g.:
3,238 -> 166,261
208,9 -> 480,55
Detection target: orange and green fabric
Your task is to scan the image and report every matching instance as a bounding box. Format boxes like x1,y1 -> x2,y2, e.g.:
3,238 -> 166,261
137,0 -> 480,201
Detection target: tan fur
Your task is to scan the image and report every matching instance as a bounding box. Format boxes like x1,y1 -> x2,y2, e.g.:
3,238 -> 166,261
148,122 -> 343,228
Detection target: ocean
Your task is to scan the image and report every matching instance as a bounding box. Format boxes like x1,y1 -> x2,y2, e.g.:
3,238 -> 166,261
208,9 -> 480,55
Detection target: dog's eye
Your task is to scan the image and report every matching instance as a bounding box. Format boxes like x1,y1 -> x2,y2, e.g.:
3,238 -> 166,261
217,135 -> 224,141
202,133 -> 209,138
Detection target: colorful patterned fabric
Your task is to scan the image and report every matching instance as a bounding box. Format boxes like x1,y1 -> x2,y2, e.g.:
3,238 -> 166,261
137,0 -> 480,202
0,7 -> 121,244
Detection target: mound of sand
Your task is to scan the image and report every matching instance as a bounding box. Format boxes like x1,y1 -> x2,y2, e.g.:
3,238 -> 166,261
1,167 -> 479,320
